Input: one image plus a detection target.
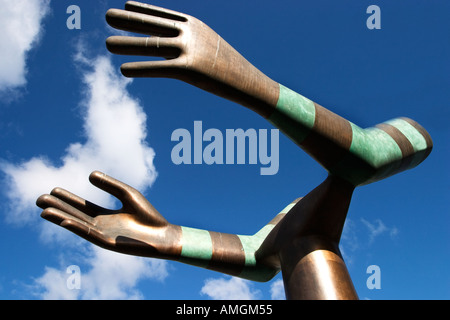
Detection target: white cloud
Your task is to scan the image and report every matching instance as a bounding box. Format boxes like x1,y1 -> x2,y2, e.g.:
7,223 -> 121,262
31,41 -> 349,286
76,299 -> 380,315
0,0 -> 50,92
33,266 -> 80,300
1,53 -> 157,225
1,49 -> 161,299
34,247 -> 168,300
200,276 -> 262,300
269,279 -> 285,300
79,248 -> 167,300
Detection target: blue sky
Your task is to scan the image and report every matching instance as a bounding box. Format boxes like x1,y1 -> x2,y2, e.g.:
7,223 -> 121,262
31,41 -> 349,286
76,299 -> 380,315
0,0 -> 448,300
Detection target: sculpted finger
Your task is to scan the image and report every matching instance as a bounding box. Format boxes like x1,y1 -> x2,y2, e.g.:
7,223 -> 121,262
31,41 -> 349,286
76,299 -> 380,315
124,1 -> 188,22
40,206 -> 114,250
120,59 -> 184,78
106,8 -> 181,37
37,194 -> 95,225
106,36 -> 181,59
88,171 -> 136,205
89,172 -> 168,227
40,207 -> 91,228
49,187 -> 112,217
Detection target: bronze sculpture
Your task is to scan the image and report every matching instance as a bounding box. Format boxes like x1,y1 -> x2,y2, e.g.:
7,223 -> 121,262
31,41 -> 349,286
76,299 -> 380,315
36,1 -> 432,300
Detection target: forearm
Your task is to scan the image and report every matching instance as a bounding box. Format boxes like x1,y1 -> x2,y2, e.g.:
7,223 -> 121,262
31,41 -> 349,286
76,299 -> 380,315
170,201 -> 296,282
266,84 -> 433,186
179,32 -> 280,119
105,2 -> 431,185
196,57 -> 432,186
174,227 -> 275,282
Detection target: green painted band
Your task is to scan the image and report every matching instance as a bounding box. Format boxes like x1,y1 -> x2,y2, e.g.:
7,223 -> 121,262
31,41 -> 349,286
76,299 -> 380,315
180,226 -> 212,268
237,224 -> 278,281
238,226 -> 273,266
381,118 -> 431,170
268,84 -> 315,145
238,264 -> 279,282
179,225 -> 279,280
349,123 -> 403,168
330,117 -> 431,185
384,118 -> 427,152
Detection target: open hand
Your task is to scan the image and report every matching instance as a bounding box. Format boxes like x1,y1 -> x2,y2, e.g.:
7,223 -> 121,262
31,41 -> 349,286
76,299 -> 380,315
37,171 -> 181,259
105,1 -> 279,117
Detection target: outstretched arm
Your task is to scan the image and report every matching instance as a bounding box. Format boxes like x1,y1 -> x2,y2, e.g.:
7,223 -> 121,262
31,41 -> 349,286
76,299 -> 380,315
106,1 -> 432,186
36,170 -> 360,297
36,171 -> 295,282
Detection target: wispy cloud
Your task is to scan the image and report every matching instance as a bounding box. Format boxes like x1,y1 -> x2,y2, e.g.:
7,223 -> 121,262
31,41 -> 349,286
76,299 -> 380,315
0,0 -> 50,94
360,218 -> 398,244
340,217 -> 399,267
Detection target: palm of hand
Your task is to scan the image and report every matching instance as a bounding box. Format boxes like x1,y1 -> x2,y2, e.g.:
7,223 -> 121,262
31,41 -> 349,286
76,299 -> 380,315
37,171 -> 175,258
